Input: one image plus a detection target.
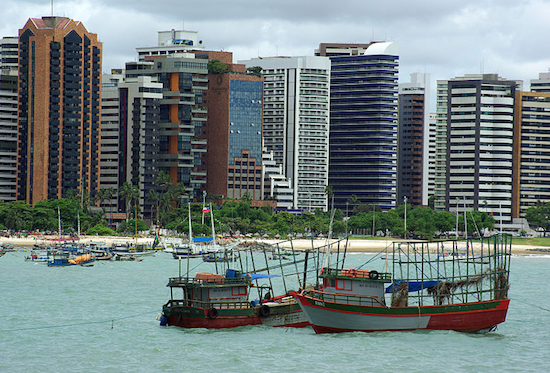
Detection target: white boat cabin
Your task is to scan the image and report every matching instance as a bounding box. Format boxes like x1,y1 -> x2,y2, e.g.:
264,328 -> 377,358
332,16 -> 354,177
320,268 -> 390,307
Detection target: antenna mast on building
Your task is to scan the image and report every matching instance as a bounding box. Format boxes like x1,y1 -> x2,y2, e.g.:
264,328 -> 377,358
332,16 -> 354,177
51,0 -> 54,16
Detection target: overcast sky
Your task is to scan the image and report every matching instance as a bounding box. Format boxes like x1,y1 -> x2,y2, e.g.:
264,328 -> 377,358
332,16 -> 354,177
3,0 -> 550,103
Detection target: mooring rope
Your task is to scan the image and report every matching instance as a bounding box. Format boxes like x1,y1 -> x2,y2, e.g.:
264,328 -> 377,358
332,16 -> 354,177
0,309 -> 161,332
511,298 -> 550,313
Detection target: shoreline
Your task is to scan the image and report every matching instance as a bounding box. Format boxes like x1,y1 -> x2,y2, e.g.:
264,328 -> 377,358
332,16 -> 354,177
1,235 -> 548,256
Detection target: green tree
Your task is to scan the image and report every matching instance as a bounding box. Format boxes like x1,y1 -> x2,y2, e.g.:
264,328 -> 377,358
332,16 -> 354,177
117,219 -> 148,235
428,195 -> 437,210
246,66 -> 262,76
96,188 -> 109,212
87,223 -> 116,236
434,210 -> 456,237
147,189 -> 159,226
207,59 -> 229,74
0,201 -> 34,231
525,201 -> 550,236
119,182 -> 139,221
105,187 -> 116,227
408,207 -> 436,239
381,209 -> 404,237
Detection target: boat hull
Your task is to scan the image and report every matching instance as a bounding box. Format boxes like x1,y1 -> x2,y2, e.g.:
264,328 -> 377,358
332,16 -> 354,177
163,302 -> 309,329
294,292 -> 509,334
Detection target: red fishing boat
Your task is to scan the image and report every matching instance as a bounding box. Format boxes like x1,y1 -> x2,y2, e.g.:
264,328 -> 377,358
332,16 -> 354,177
160,269 -> 308,328
294,234 -> 511,333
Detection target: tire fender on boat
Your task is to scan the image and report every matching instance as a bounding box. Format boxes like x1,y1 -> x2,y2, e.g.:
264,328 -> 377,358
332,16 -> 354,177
208,307 -> 218,319
369,270 -> 379,280
259,305 -> 270,317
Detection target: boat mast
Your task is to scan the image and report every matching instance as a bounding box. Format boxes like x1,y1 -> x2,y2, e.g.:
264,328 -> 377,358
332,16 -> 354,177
464,196 -> 467,249
58,206 -> 61,244
135,201 -> 138,247
210,203 -> 216,248
187,202 -> 192,277
455,198 -> 459,240
323,193 -> 336,269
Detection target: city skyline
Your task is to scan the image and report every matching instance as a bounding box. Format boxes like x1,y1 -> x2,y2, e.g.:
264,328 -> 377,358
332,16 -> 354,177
1,0 -> 550,96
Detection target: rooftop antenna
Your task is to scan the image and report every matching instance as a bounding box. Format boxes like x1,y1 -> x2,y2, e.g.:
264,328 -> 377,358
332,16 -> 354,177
51,0 -> 54,15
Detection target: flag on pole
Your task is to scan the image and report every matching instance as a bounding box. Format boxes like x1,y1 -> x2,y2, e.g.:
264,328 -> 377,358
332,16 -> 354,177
153,232 -> 160,249
202,206 -> 211,213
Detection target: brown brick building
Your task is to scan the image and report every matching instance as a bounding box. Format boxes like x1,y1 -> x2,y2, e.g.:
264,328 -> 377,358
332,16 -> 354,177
17,16 -> 102,203
199,53 -> 264,200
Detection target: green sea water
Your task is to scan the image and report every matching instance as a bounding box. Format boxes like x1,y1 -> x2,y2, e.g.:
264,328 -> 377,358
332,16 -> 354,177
0,250 -> 548,373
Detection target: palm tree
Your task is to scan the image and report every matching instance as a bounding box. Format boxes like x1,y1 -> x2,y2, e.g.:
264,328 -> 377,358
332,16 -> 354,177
147,189 -> 159,227
96,188 -> 108,210
347,194 -> 358,214
156,170 -> 173,224
105,187 -> 116,227
119,182 -> 139,221
325,185 -> 334,212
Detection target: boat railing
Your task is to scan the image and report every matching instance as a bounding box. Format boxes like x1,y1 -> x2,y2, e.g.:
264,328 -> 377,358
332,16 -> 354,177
167,276 -> 251,286
321,267 -> 391,282
165,299 -> 253,310
304,289 -> 387,308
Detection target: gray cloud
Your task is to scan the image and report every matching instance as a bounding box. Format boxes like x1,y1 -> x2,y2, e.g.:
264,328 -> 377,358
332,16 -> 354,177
2,0 -> 549,93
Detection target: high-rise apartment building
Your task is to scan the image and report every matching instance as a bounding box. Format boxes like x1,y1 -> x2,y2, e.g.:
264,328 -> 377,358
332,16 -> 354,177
0,36 -> 19,202
427,113 -> 437,206
100,68 -> 162,219
202,54 -> 263,200
437,74 -> 519,229
317,42 -> 399,211
513,72 -> 550,220
398,73 -> 431,207
128,34 -> 209,201
434,80 -> 449,211
241,56 -> 331,211
17,16 -> 102,204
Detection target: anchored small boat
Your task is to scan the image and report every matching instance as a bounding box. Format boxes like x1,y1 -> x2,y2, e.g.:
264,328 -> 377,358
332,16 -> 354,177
294,234 -> 511,334
47,251 -> 95,267
160,269 -> 308,329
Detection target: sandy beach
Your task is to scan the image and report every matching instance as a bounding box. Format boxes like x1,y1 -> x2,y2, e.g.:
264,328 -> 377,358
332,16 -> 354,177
1,235 -> 547,255
262,238 -> 544,255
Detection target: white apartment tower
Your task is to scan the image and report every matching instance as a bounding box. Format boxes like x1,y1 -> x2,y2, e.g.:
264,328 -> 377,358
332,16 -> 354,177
0,36 -> 19,202
436,74 -> 520,230
242,56 -> 331,211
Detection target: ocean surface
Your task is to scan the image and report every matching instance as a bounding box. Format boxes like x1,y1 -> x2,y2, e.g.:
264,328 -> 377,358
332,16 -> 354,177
1,248 -> 549,373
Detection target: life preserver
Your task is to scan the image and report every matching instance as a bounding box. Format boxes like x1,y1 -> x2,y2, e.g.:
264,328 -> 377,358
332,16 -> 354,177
369,270 -> 379,280
259,305 -> 270,317
208,308 -> 218,319
349,268 -> 358,278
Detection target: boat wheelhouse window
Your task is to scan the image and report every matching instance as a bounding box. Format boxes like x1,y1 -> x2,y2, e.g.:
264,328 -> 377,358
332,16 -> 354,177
232,286 -> 247,296
335,279 -> 352,291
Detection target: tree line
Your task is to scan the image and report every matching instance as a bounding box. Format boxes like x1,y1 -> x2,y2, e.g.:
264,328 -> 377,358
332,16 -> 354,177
0,192 -> 500,240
